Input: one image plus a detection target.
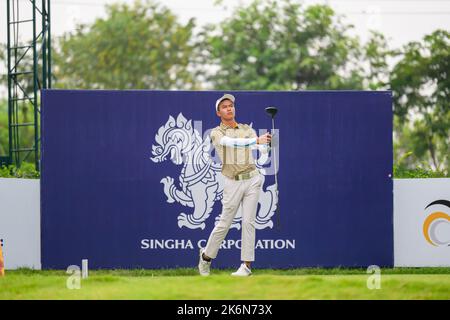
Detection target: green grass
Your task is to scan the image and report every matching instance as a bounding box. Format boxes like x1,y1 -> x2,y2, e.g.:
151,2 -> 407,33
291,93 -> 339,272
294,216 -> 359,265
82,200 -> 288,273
1,268 -> 449,300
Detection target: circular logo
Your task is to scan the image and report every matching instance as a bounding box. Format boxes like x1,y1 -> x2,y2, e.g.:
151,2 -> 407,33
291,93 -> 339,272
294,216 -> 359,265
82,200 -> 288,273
423,200 -> 450,247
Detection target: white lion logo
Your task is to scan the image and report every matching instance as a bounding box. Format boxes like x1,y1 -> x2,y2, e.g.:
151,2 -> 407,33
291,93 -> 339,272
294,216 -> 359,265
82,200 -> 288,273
150,113 -> 277,230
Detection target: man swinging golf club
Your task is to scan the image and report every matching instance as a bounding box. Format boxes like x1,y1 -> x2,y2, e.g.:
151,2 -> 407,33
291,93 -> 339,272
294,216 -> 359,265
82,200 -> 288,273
198,93 -> 272,277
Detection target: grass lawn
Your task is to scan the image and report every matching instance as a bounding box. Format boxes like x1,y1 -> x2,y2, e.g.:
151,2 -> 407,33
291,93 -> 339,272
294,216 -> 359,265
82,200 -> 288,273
1,268 -> 449,300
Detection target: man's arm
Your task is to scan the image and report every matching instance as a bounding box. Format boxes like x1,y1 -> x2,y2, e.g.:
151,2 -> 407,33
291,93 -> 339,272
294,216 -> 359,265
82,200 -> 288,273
249,129 -> 271,154
211,128 -> 271,150
219,136 -> 257,148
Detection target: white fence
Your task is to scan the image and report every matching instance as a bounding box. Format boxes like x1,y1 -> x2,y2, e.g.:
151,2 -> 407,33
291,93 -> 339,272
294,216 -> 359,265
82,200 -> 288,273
1,178 -> 449,269
0,178 -> 41,269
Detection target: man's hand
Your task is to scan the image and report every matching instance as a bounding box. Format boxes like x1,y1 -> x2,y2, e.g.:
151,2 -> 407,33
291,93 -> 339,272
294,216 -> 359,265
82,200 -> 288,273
257,132 -> 272,145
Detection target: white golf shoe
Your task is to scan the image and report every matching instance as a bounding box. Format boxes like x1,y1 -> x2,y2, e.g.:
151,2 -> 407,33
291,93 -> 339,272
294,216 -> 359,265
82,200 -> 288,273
198,248 -> 211,276
231,263 -> 252,277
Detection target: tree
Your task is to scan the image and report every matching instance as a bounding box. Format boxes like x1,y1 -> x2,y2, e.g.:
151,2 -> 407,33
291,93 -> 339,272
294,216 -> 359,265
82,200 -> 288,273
53,0 -> 197,90
197,0 -> 389,90
363,31 -> 395,90
391,30 -> 449,172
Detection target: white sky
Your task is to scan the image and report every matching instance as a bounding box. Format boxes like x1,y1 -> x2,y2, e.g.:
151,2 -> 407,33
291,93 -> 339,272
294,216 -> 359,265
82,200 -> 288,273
0,0 -> 449,97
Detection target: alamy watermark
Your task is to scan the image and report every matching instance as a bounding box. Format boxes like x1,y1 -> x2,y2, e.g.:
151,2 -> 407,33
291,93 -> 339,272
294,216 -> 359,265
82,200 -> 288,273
66,265 -> 81,290
366,265 -> 381,290
66,259 -> 88,290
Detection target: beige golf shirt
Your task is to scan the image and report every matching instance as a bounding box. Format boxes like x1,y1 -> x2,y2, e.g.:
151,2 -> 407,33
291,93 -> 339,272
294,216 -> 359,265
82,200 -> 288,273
210,122 -> 257,179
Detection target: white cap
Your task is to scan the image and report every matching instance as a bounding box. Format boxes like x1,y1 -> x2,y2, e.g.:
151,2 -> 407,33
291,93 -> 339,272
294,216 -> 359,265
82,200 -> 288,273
215,93 -> 235,112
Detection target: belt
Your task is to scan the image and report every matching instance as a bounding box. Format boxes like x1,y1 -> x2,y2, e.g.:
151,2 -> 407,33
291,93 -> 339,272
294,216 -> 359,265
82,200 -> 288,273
233,170 -> 259,181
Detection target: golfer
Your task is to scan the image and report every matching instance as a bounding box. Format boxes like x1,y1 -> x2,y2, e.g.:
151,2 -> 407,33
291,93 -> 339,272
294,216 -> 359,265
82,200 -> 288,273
198,93 -> 271,277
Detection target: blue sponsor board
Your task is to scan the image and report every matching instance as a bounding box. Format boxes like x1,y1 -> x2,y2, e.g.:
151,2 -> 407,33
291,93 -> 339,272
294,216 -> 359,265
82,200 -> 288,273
41,90 -> 393,269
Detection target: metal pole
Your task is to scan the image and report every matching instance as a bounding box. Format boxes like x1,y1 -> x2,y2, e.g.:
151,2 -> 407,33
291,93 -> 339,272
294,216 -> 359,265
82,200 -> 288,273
13,0 -> 19,166
271,118 -> 280,228
47,0 -> 51,88
271,118 -> 278,190
33,0 -> 39,170
42,0 -> 47,89
7,0 -> 12,165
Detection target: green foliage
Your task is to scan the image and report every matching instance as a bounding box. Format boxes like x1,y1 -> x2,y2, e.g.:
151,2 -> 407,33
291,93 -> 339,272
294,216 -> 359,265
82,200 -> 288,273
197,0 -> 390,90
0,98 -> 39,166
394,146 -> 449,178
394,165 -> 449,178
0,0 -> 448,175
363,31 -> 396,90
0,163 -> 40,179
0,43 -> 37,97
53,0 -> 197,89
391,30 -> 450,172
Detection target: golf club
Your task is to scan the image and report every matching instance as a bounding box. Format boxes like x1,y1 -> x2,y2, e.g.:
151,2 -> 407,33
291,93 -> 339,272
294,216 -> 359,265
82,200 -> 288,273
265,106 -> 280,227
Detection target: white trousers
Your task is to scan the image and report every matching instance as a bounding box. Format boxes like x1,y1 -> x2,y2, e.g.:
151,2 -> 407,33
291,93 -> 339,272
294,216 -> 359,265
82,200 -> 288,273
204,172 -> 262,262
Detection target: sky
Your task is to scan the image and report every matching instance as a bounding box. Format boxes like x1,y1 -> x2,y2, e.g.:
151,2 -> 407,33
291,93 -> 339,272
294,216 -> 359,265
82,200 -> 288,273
1,0 -> 449,97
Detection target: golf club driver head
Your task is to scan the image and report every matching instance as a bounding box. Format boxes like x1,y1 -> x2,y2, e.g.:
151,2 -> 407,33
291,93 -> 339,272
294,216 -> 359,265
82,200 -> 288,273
265,106 -> 278,118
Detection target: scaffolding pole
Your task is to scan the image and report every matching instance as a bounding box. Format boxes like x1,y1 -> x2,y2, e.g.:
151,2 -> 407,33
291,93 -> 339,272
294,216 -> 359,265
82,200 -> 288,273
6,0 -> 51,171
